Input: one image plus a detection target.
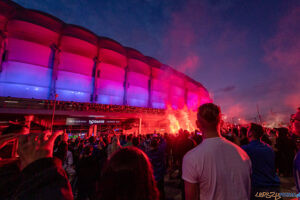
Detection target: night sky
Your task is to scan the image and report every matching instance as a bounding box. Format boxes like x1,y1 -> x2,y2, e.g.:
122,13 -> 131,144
13,0 -> 300,123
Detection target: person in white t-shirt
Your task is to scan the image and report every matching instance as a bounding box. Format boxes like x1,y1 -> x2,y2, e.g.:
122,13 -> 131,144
182,103 -> 252,200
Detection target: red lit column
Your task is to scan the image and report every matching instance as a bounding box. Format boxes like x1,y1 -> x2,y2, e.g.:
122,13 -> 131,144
123,58 -> 129,106
0,32 -> 7,72
92,56 -> 100,102
148,67 -> 153,108
49,43 -> 61,100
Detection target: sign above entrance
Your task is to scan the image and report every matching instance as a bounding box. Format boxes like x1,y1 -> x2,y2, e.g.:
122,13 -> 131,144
66,118 -> 122,125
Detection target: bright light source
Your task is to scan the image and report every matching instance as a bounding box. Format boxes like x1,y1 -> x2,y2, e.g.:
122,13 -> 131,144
4,101 -> 19,103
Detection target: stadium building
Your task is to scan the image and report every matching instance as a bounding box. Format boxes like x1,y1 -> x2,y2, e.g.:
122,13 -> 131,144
0,0 -> 211,136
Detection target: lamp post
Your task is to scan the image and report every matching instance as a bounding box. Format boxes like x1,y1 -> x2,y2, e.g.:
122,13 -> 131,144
50,94 -> 58,134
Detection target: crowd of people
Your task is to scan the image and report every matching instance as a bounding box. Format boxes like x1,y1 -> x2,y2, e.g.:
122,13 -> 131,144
0,103 -> 299,200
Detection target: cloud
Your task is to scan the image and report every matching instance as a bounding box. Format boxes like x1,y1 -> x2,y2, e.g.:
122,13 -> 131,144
177,53 -> 201,74
161,0 -> 211,73
215,85 -> 236,93
263,4 -> 300,112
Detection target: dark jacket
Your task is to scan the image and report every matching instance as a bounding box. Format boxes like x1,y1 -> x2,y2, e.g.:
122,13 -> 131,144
11,158 -> 73,200
147,140 -> 166,181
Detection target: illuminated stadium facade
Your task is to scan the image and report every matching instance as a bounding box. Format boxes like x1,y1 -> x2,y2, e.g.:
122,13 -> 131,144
0,0 -> 211,134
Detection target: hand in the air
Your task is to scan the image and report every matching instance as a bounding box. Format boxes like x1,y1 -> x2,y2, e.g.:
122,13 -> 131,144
17,130 -> 63,170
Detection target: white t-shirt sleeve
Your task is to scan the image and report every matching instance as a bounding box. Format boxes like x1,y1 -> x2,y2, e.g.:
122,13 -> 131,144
182,153 -> 198,183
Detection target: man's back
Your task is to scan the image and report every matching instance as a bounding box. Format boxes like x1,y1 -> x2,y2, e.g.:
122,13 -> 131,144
182,137 -> 251,200
242,140 -> 280,188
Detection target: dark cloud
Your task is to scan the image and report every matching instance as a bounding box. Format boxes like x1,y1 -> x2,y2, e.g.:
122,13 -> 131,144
215,85 -> 236,93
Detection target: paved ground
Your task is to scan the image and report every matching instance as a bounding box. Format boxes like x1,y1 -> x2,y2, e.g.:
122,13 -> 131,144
165,170 -> 181,200
280,176 -> 298,200
164,172 -> 298,200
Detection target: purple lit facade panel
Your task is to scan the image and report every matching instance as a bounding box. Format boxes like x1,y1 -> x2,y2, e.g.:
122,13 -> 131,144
150,67 -> 170,108
170,96 -> 185,110
127,72 -> 149,88
126,56 -> 151,107
170,87 -> 185,109
167,73 -> 186,109
152,102 -> 166,109
96,94 -> 123,105
98,63 -> 125,82
127,59 -> 151,75
56,59 -> 93,102
127,85 -> 149,107
7,20 -> 60,46
96,79 -> 124,96
55,89 -> 90,102
7,38 -> 51,67
187,91 -> 199,110
170,85 -> 185,97
96,59 -> 125,105
151,79 -> 169,109
151,79 -> 168,92
151,91 -> 168,102
60,36 -> 97,58
96,79 -> 124,105
0,61 -> 51,87
56,31 -> 97,102
99,49 -> 127,68
0,82 -> 49,99
151,90 -> 168,109
58,52 -> 94,76
0,38 -> 53,99
127,98 -> 149,108
56,71 -> 92,93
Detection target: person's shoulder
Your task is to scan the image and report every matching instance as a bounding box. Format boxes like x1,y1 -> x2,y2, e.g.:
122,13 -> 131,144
241,143 -> 249,151
294,151 -> 300,170
184,143 -> 204,160
222,138 -> 250,157
263,142 -> 274,151
295,151 -> 300,162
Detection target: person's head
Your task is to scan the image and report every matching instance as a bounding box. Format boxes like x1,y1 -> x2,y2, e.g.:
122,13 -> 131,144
232,128 -> 239,137
132,137 -> 140,147
100,147 -> 159,200
150,138 -> 158,150
277,127 -> 289,139
248,123 -> 264,140
291,108 -> 300,136
127,134 -> 133,142
89,136 -> 96,144
83,145 -> 93,157
111,136 -> 120,145
196,103 -> 221,134
240,127 -> 247,138
62,132 -> 68,142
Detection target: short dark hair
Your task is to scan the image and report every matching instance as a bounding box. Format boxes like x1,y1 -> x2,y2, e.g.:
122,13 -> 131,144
150,138 -> 158,149
240,127 -> 247,137
277,127 -> 288,138
127,134 -> 133,141
132,137 -> 140,147
197,103 -> 221,124
89,136 -> 95,144
249,123 -> 264,139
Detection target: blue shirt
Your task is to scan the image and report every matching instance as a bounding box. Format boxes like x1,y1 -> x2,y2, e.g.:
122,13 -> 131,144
294,151 -> 300,193
242,140 -> 280,188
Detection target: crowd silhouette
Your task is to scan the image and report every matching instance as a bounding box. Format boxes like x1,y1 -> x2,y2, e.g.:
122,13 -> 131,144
0,104 -> 300,200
